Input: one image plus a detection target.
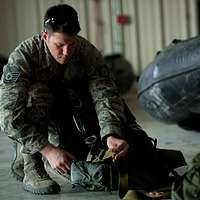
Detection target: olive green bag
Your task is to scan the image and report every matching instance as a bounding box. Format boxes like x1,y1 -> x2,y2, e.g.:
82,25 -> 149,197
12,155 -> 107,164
172,153 -> 200,200
70,159 -> 118,191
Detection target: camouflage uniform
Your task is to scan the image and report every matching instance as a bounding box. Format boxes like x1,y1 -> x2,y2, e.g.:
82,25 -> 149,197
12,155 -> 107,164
0,34 -> 126,156
0,34 -> 187,196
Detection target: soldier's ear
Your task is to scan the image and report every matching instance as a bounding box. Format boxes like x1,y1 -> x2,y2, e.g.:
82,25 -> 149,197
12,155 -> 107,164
41,31 -> 48,42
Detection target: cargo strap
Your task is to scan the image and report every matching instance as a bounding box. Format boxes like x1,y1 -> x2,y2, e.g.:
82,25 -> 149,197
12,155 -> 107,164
89,148 -> 129,199
117,159 -> 129,199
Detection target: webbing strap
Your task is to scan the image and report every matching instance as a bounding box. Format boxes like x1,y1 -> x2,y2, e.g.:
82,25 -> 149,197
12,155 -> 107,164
91,149 -> 114,163
117,159 -> 129,199
122,190 -> 141,200
88,149 -> 133,199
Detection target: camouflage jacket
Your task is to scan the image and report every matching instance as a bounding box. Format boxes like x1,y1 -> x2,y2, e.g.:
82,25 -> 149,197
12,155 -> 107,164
0,34 -> 126,154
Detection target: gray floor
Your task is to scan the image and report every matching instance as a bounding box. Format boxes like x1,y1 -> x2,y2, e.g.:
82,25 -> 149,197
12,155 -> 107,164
1,83 -> 200,200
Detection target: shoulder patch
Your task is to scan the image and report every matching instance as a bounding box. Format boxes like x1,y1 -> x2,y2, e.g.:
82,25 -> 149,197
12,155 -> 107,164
3,65 -> 21,84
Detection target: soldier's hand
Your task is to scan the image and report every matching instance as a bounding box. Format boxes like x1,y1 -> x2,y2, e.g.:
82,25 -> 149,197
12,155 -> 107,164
106,136 -> 129,162
40,143 -> 76,174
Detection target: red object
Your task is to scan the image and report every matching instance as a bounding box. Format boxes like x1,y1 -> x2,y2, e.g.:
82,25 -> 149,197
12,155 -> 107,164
116,15 -> 130,25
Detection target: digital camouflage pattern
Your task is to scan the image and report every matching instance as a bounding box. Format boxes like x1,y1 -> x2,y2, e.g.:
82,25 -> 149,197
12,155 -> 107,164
0,34 -> 126,154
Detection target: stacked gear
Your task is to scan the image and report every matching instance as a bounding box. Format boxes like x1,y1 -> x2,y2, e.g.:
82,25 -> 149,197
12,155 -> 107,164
69,116 -> 187,199
70,136 -> 186,200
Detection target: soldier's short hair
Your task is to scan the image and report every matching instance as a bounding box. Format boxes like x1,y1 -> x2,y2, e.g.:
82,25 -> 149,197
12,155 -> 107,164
43,4 -> 80,36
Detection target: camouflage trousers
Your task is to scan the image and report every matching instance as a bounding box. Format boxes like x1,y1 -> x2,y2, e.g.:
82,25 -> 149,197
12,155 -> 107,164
26,82 -> 88,159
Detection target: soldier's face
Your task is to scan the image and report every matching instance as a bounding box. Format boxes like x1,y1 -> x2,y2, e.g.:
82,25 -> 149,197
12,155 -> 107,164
42,31 -> 77,64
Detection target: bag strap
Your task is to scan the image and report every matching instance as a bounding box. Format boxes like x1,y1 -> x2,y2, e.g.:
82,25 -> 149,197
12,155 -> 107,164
117,159 -> 129,199
88,147 -> 129,198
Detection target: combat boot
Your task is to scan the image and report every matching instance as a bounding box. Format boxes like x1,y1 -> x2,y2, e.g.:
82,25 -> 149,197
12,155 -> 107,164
11,141 -> 24,182
22,152 -> 60,194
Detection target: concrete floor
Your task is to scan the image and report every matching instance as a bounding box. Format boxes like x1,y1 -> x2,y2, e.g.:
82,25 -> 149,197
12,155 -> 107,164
1,83 -> 200,200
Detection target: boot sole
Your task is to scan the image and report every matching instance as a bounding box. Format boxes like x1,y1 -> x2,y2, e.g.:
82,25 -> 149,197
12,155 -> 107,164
23,183 -> 61,195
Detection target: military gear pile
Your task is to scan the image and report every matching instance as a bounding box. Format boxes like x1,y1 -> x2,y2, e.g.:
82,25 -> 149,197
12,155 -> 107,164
69,124 -> 187,199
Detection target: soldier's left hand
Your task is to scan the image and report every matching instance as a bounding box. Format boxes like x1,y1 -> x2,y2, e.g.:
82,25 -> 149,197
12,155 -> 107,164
106,135 -> 129,162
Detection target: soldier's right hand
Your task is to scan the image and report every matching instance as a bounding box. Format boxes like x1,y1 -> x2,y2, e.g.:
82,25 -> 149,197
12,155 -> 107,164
106,136 -> 129,162
40,143 -> 76,174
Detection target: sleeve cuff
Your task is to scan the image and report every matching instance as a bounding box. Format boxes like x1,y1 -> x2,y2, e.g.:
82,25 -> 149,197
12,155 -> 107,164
21,137 -> 49,154
101,125 -> 122,145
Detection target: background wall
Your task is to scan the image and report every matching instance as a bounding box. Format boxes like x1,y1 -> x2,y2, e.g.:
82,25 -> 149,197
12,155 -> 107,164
0,0 -> 199,75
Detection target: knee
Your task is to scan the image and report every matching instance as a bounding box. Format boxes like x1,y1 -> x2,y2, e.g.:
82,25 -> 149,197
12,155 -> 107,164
27,82 -> 53,125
